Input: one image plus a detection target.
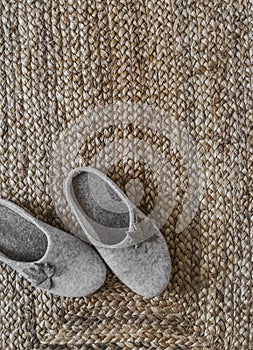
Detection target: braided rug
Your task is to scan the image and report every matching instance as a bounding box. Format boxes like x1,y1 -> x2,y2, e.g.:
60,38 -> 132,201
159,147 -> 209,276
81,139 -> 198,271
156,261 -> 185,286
0,0 -> 252,349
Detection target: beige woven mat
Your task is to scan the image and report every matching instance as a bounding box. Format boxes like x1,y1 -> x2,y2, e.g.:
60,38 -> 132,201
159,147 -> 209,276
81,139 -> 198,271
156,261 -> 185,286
0,0 -> 252,349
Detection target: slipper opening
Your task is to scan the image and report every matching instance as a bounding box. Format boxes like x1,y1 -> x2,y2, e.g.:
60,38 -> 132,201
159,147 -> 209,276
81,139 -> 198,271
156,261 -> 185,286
71,171 -> 131,246
0,205 -> 48,262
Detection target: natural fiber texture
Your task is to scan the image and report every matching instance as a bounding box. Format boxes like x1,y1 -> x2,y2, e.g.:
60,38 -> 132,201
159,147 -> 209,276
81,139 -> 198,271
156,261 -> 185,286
0,0 -> 252,349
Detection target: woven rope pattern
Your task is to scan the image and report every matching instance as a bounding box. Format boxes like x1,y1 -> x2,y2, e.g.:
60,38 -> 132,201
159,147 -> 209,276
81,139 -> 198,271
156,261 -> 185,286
0,0 -> 252,349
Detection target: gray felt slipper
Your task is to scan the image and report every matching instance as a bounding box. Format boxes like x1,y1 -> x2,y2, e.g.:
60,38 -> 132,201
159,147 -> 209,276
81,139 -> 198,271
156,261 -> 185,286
0,198 -> 106,297
64,167 -> 171,297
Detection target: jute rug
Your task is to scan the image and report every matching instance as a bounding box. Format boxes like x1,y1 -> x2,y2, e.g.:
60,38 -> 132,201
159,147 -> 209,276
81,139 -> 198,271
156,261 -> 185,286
0,0 -> 252,349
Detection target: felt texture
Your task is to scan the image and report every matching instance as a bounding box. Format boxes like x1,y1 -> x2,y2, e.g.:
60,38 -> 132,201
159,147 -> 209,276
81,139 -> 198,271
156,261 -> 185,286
0,205 -> 47,262
0,199 -> 107,297
98,235 -> 171,298
65,167 -> 171,297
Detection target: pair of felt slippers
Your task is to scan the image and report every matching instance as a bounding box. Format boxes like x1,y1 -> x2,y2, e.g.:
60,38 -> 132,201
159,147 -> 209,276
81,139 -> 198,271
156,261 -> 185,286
0,167 -> 171,298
